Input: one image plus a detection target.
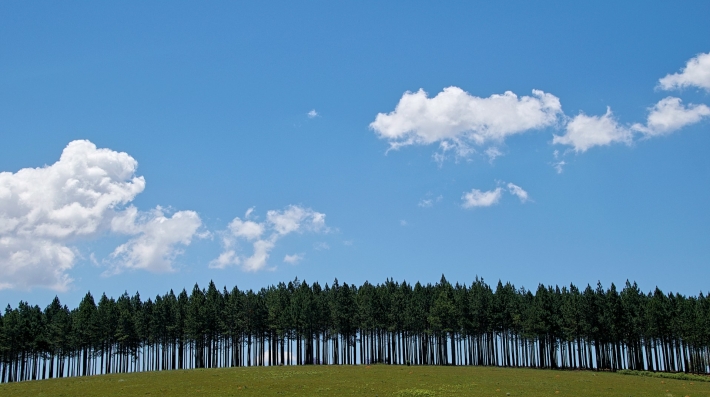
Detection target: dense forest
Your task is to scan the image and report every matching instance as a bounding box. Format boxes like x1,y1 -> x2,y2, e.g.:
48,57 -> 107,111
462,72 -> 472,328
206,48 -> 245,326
1,276 -> 709,383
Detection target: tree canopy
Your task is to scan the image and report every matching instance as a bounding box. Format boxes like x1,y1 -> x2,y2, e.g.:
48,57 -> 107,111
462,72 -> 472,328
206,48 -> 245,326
1,277 -> 709,383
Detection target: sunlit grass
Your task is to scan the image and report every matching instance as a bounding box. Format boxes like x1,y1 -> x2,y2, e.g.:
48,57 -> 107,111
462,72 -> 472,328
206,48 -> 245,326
1,365 -> 710,396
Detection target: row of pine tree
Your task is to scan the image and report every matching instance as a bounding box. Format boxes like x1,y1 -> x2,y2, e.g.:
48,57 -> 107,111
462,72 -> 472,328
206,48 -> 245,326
1,276 -> 709,383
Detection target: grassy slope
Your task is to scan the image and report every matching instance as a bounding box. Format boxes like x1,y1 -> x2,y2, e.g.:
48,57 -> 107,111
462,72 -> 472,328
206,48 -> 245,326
1,365 -> 709,397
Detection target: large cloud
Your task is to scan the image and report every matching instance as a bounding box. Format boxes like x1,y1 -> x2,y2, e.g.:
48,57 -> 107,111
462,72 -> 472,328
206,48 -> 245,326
211,205 -> 326,272
370,87 -> 562,157
658,52 -> 710,92
552,108 -> 633,153
0,140 -> 202,290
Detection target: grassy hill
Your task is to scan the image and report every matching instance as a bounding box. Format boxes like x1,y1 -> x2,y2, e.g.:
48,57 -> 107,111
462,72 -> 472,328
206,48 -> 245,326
1,365 -> 708,396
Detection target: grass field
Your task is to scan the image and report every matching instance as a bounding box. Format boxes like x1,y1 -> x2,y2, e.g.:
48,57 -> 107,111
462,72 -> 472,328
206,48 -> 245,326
1,365 -> 709,397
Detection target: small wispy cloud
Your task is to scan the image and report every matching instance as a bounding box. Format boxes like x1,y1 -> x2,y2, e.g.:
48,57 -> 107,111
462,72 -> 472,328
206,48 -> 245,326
462,181 -> 530,208
550,150 -> 566,174
507,183 -> 529,203
283,253 -> 304,264
552,160 -> 566,174
418,195 -> 443,208
485,147 -> 503,163
313,241 -> 330,251
307,109 -> 318,118
418,199 -> 433,208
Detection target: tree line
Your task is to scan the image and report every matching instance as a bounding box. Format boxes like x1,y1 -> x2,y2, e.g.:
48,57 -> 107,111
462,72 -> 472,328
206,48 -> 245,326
1,276 -> 709,383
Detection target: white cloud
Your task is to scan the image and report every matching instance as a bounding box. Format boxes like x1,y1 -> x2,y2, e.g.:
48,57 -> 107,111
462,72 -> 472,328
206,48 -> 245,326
553,107 -> 632,152
551,53 -> 710,155
284,253 -> 304,264
658,52 -> 710,92
0,238 -> 75,292
485,147 -> 503,162
307,109 -> 318,118
229,217 -> 264,241
632,97 -> 710,137
370,87 -> 562,157
267,205 -> 326,236
507,183 -> 529,203
0,140 -> 143,290
551,150 -> 566,173
418,199 -> 433,208
462,182 -> 530,209
461,188 -> 503,208
211,249 -> 239,269
418,195 -> 442,208
243,239 -> 275,272
313,241 -> 330,251
0,140 -> 203,290
108,207 -> 202,274
552,160 -> 566,174
212,205 -> 326,272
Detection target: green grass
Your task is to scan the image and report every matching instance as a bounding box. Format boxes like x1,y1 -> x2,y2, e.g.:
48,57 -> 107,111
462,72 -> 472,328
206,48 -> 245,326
618,369 -> 710,383
2,365 -> 710,396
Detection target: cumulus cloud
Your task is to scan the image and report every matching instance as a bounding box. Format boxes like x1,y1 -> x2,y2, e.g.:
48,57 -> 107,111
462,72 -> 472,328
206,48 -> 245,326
632,97 -> 710,137
658,52 -> 710,92
0,140 -> 143,290
268,205 -> 325,236
228,216 -> 264,241
307,110 -> 318,118
552,54 -> 710,154
0,238 -> 75,292
370,87 -> 562,157
553,99 -> 709,154
507,183 -> 529,203
0,140 -> 202,290
107,207 -> 202,274
211,205 -> 326,272
284,253 -> 304,264
461,188 -> 503,208
373,53 -> 710,163
553,108 -> 632,152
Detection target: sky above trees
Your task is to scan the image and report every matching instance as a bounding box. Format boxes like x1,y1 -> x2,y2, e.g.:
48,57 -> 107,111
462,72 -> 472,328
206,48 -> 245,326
1,2 -> 709,308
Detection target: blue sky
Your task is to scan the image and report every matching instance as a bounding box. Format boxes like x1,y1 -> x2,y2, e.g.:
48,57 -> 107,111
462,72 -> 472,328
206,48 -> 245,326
2,1 -> 709,308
